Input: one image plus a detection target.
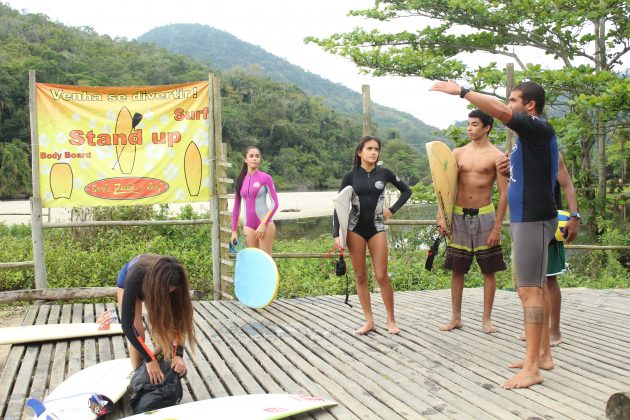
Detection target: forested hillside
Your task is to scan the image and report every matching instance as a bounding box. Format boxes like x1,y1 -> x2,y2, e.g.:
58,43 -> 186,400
0,4 -> 427,197
138,24 -> 440,148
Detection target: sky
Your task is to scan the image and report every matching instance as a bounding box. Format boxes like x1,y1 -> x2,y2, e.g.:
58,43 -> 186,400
6,0 -> 485,128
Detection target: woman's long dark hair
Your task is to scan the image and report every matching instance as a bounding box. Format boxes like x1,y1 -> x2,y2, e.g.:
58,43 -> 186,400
142,256 -> 195,359
234,146 -> 260,196
352,135 -> 381,171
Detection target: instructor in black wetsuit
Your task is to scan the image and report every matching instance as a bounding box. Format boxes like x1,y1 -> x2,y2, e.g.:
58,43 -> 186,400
431,80 -> 558,390
333,135 -> 411,335
115,254 -> 195,384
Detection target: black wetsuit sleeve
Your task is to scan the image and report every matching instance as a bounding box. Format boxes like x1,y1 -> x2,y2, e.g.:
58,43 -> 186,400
333,171 -> 354,238
506,112 -> 554,144
121,267 -> 154,363
385,169 -> 411,214
175,345 -> 184,357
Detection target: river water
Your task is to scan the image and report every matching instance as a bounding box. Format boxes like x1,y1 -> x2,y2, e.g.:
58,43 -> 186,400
0,191 -> 338,226
1,191 -> 437,240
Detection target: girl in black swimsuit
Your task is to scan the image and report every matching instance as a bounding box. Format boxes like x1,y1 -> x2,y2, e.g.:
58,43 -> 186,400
333,136 -> 411,334
115,254 -> 195,384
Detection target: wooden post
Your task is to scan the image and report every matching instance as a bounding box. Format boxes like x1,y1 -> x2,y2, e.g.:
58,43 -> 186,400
209,74 -> 221,300
362,85 -> 371,136
217,141 -> 233,300
210,74 -> 233,300
29,70 -> 47,289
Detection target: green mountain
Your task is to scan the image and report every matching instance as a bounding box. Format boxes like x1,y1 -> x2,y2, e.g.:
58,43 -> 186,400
0,5 -> 429,196
138,24 -> 440,148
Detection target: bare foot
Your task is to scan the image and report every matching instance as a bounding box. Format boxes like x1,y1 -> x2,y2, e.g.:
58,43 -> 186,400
482,319 -> 497,334
508,357 -> 554,370
439,319 -> 463,331
502,370 -> 544,389
549,333 -> 562,347
387,322 -> 400,335
355,323 -> 376,335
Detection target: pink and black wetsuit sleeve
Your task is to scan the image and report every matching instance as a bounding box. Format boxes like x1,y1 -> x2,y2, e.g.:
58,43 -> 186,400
231,186 -> 243,232
232,171 -> 279,231
260,172 -> 279,225
120,264 -> 155,363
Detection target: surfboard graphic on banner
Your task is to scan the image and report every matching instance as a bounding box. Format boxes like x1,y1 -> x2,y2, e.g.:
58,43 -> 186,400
35,81 -> 211,208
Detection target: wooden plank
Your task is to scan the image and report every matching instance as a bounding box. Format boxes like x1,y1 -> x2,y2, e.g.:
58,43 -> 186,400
423,292 -> 622,400
214,301 -> 405,420
68,303 -> 83,376
198,302 -> 299,394
357,292 -> 600,418
275,298 -> 517,419
0,307 -> 38,418
48,304 -> 73,393
311,294 -> 570,419
194,305 -> 279,394
208,301 -> 360,420
4,305 -> 47,419
95,303 -> 111,363
187,308 -> 238,397
192,306 -> 262,394
302,295 -> 550,419
392,290 -> 604,412
82,304 -> 98,368
108,302 -> 128,360
265,300 -> 461,420
1,290 -> 628,419
200,303 -> 337,420
418,290 -> 630,390
393,291 -> 613,413
29,305 -> 59,402
180,354 -> 210,402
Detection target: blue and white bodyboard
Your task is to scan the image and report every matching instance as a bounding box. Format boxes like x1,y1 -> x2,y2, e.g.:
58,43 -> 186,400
234,248 -> 279,308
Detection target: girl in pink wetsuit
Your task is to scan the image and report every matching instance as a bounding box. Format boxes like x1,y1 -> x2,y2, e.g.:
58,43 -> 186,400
231,146 -> 279,255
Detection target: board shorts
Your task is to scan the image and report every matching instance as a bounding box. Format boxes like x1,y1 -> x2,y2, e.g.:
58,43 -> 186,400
547,239 -> 566,276
510,218 -> 558,287
444,203 -> 506,274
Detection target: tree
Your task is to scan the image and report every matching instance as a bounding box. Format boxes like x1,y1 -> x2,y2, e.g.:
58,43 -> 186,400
381,139 -> 423,184
0,140 -> 31,198
307,0 -> 629,231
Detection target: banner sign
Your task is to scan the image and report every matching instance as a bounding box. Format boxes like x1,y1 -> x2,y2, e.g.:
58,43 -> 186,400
35,81 -> 210,208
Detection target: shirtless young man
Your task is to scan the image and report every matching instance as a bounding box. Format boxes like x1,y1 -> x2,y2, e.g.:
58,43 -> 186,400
432,80 -> 559,390
438,109 -> 508,334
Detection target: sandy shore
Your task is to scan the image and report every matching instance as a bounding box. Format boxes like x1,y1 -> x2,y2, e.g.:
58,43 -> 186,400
0,191 -> 338,225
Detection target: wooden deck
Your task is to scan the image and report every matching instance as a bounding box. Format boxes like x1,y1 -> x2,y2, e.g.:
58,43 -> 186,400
1,288 -> 629,419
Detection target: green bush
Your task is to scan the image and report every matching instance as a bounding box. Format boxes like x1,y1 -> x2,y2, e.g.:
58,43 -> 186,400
0,207 -> 628,296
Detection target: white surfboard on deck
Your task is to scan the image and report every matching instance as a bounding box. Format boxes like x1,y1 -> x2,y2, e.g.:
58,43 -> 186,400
120,393 -> 338,420
0,322 -> 123,345
28,358 -> 134,419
